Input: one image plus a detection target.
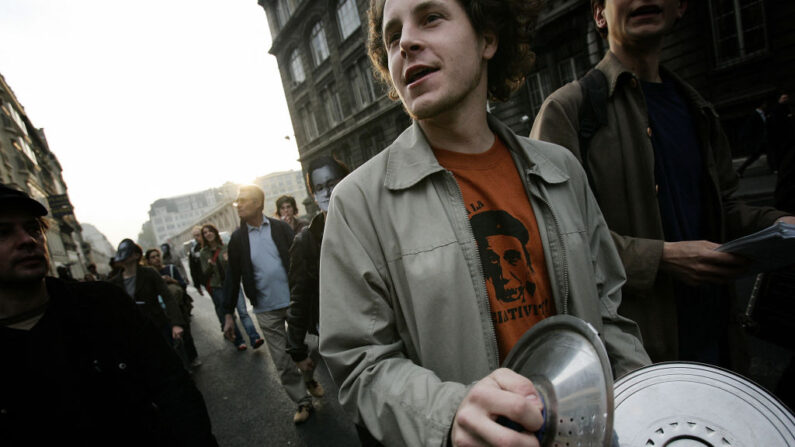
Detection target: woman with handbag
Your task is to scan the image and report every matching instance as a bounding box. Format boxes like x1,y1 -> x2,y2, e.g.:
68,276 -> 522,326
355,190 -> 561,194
200,224 -> 262,351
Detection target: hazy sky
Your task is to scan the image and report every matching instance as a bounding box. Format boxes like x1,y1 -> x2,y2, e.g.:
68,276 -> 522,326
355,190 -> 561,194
0,0 -> 301,247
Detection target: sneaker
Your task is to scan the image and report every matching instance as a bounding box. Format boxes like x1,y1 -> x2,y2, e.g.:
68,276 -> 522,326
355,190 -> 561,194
306,380 -> 325,398
237,343 -> 247,352
293,403 -> 313,424
252,338 -> 265,350
190,358 -> 203,368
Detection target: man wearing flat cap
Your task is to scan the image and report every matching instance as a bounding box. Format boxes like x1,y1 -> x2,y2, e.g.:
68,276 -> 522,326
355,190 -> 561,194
0,183 -> 217,445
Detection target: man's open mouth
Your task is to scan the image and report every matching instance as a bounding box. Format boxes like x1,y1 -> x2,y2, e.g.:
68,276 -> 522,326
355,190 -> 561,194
406,66 -> 438,85
629,4 -> 663,17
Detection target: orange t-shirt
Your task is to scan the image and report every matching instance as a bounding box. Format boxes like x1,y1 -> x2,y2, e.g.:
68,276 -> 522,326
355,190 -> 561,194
434,136 -> 556,362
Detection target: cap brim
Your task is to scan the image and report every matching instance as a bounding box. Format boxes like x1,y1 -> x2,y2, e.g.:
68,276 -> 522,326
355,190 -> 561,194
4,197 -> 48,217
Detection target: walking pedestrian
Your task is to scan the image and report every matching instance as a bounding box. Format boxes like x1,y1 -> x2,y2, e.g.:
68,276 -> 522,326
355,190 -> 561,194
223,185 -> 321,424
531,0 -> 795,366
275,195 -> 307,234
285,156 -> 351,403
200,224 -> 262,351
146,247 -> 201,369
318,1 -> 649,444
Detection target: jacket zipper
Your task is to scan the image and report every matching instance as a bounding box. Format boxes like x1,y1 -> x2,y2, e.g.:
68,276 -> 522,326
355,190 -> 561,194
528,180 -> 570,315
445,170 -> 500,368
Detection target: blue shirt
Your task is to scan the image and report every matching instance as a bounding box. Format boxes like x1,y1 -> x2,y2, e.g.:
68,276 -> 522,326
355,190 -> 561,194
642,76 -> 724,366
642,77 -> 704,242
247,217 -> 291,312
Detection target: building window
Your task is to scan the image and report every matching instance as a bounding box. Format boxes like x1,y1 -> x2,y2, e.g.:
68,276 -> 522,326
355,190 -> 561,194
321,83 -> 344,126
3,104 -> 28,136
349,58 -> 378,109
527,69 -> 551,116
13,137 -> 37,165
557,57 -> 587,86
709,0 -> 767,67
310,21 -> 330,66
300,105 -> 318,141
275,0 -> 295,29
337,0 -> 361,40
289,49 -> 305,84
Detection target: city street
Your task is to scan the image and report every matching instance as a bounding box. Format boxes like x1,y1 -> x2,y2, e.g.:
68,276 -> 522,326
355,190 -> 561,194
184,285 -> 361,447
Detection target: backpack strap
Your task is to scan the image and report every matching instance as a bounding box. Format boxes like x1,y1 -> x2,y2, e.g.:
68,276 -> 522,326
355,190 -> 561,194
577,68 -> 609,194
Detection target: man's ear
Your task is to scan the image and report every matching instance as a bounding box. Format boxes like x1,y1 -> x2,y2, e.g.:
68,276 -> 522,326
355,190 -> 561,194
593,3 -> 607,30
482,30 -> 498,61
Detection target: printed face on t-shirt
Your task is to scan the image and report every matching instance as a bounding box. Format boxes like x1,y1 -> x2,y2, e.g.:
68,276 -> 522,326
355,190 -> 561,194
483,234 -> 536,303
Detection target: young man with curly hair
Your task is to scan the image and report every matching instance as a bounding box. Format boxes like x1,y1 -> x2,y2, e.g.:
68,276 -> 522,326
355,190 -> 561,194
318,1 -> 650,445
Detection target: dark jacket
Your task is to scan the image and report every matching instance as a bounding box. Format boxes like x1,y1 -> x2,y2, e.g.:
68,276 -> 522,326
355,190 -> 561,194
188,241 -> 205,292
0,278 -> 216,445
286,212 -> 325,362
109,265 -> 185,328
223,216 -> 294,314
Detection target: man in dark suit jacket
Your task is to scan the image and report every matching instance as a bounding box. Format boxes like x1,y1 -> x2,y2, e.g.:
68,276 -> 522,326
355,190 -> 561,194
221,184 -> 322,424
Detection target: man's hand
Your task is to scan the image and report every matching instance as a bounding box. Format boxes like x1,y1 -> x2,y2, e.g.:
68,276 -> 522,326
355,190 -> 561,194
172,325 -> 184,339
777,216 -> 795,225
660,240 -> 749,286
223,314 -> 235,341
197,287 -> 204,296
296,357 -> 315,372
451,368 -> 544,447
162,275 -> 178,285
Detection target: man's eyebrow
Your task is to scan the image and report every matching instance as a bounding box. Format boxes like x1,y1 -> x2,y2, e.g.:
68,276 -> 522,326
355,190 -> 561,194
382,0 -> 449,36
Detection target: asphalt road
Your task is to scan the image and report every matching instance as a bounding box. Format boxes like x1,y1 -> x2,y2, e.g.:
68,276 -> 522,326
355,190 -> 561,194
184,285 -> 361,447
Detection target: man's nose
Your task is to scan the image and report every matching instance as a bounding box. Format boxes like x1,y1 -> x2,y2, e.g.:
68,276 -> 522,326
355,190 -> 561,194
399,25 -> 423,57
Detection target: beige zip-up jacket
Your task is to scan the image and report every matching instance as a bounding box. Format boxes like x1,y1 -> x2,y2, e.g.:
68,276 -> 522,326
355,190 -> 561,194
319,115 -> 650,446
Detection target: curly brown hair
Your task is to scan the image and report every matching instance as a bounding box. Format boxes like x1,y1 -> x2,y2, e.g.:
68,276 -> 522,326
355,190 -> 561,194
367,0 -> 542,103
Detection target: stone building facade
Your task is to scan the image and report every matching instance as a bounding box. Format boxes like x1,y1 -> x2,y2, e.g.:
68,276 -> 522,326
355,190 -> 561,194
488,0 -> 795,159
148,183 -> 238,245
0,73 -> 91,279
260,0 -> 793,169
258,0 -> 411,179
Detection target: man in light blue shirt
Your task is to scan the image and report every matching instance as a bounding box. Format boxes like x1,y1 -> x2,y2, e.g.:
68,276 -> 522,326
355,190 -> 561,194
222,185 -> 323,424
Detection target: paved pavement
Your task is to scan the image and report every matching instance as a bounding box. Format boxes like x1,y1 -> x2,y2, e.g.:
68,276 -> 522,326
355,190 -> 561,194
183,286 -> 361,447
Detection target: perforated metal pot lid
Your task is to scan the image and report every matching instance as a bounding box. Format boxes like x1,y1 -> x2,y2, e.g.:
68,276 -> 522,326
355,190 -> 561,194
503,315 -> 614,447
614,362 -> 795,446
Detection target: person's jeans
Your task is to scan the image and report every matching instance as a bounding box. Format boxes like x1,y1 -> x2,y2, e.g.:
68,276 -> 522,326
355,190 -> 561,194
236,290 -> 261,343
209,287 -> 244,346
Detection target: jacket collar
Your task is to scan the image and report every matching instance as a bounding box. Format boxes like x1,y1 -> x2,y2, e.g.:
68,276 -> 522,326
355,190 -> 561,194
384,114 -> 567,191
597,51 -> 716,116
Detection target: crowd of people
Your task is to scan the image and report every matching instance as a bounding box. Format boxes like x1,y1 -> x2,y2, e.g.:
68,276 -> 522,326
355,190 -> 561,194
2,0 -> 795,446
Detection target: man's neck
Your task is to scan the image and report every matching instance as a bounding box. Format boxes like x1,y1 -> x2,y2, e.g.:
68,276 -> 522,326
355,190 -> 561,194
122,262 -> 137,278
609,38 -> 663,83
244,213 -> 264,228
0,280 -> 49,320
418,101 -> 494,154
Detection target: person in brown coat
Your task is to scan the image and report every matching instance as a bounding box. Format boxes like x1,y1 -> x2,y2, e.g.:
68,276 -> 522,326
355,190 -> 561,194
531,0 -> 795,366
